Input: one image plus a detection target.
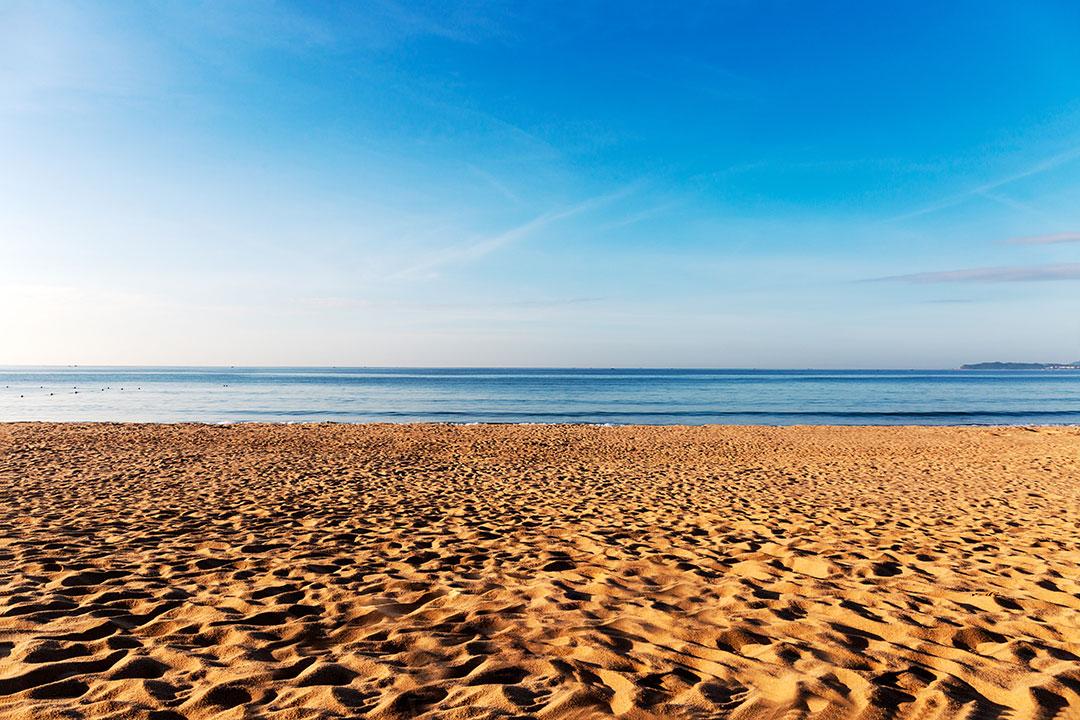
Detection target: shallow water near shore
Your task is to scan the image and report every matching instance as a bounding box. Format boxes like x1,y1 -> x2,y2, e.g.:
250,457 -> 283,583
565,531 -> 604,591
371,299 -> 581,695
2,366 -> 1080,425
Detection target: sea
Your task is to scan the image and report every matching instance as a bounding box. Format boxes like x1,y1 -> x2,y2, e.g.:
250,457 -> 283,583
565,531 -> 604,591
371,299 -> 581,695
2,366 -> 1080,425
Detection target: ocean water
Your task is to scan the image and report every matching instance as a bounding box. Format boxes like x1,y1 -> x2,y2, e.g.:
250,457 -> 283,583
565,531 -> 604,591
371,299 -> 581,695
2,367 -> 1080,425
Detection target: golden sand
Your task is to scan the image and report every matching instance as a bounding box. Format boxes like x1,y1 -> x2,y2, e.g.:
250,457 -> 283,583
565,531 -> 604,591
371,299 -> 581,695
0,423 -> 1078,719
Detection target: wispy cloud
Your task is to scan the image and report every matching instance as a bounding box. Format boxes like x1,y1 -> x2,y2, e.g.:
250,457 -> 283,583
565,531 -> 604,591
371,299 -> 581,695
1,2 -> 151,113
874,263 -> 1080,284
1007,231 -> 1080,245
388,186 -> 637,280
466,164 -> 523,204
883,144 -> 1080,224
595,201 -> 682,233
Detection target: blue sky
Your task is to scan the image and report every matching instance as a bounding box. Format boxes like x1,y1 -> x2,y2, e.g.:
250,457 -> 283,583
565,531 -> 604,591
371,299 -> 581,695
3,1 -> 1080,367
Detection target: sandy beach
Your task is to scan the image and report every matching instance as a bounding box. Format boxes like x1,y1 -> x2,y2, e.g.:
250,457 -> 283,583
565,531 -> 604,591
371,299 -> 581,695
0,423 -> 1077,719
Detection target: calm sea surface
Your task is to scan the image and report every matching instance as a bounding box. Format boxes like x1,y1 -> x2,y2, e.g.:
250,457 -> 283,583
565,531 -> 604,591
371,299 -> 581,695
1,367 -> 1079,425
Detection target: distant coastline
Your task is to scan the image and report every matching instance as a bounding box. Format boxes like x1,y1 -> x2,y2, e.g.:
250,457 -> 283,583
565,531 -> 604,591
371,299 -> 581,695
961,361 -> 1080,370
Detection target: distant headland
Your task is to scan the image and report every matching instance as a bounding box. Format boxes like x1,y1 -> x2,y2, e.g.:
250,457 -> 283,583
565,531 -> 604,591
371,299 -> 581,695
961,361 -> 1080,370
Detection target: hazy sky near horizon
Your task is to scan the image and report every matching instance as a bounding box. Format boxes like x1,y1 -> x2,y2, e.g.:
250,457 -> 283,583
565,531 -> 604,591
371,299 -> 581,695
4,1 -> 1080,367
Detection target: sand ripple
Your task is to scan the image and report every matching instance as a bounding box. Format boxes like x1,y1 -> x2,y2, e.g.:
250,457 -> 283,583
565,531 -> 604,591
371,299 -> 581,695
0,424 -> 1078,719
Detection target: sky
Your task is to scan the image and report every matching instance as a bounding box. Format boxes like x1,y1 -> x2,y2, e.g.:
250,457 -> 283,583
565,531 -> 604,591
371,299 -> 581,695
3,1 -> 1080,368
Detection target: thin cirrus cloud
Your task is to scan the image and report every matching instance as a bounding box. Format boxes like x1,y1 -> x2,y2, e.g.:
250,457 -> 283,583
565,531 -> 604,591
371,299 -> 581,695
875,263 -> 1080,284
882,143 -> 1080,224
386,184 -> 639,280
1007,231 -> 1080,245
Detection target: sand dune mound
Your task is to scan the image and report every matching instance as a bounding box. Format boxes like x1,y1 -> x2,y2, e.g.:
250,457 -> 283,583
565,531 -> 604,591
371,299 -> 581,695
0,423 -> 1078,719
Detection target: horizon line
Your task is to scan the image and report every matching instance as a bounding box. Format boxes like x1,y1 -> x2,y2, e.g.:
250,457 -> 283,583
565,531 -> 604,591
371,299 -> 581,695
2,364 -> 1070,371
